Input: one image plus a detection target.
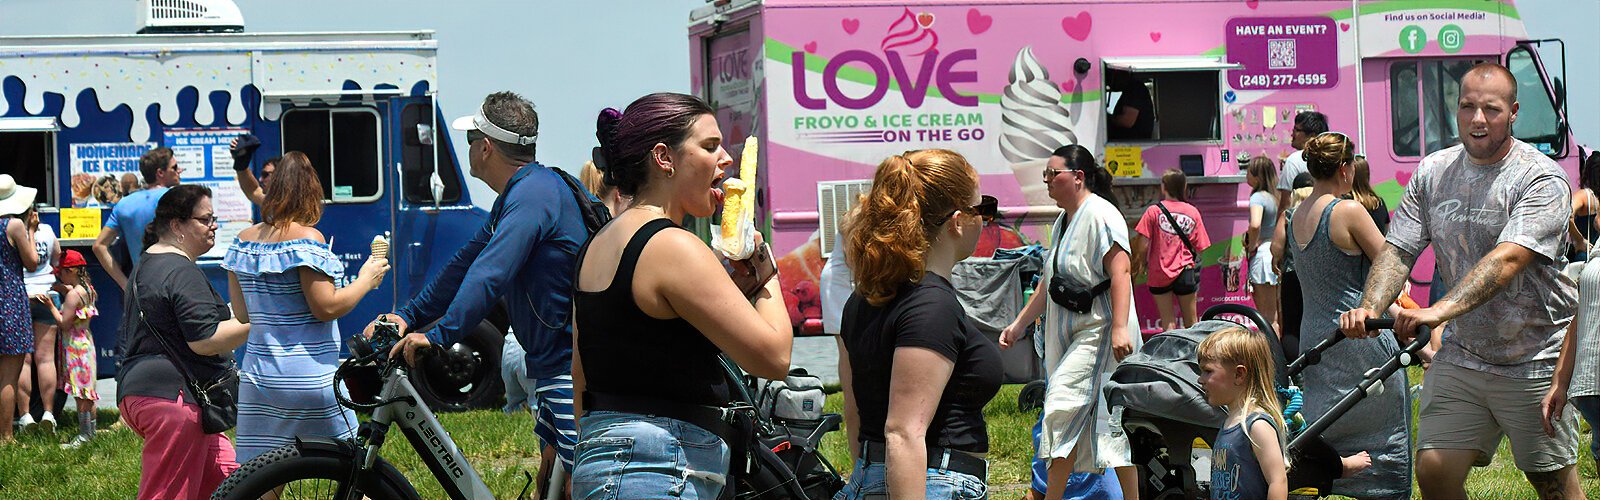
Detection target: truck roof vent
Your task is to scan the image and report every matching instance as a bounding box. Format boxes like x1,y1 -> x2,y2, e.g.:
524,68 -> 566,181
817,179 -> 872,256
138,0 -> 244,34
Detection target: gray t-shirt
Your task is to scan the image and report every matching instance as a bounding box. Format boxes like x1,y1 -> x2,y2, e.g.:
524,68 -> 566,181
1277,151 -> 1308,192
1250,191 -> 1278,246
1387,139 -> 1576,378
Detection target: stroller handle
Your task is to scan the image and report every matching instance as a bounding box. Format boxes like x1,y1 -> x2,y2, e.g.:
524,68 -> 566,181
1288,321 -> 1432,452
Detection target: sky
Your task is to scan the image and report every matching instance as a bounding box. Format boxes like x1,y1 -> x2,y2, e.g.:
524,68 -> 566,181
2,0 -> 1595,206
0,0 -> 707,206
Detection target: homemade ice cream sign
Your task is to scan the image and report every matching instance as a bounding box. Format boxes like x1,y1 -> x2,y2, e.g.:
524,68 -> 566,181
1224,17 -> 1339,90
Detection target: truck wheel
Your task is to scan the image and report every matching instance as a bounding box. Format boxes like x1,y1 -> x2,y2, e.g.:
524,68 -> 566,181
412,319 -> 505,412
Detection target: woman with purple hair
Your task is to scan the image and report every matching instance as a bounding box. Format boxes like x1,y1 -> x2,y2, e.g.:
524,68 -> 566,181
569,93 -> 792,499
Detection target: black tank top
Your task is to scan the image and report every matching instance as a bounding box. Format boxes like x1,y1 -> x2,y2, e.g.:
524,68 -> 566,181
574,218 -> 730,406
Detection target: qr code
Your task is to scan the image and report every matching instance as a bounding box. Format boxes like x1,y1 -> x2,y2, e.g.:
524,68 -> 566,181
1268,38 -> 1297,70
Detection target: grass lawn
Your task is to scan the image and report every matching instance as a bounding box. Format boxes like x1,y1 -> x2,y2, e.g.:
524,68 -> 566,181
0,372 -> 1594,498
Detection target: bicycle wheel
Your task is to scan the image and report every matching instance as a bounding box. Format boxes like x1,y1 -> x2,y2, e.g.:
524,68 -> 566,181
212,444 -> 421,500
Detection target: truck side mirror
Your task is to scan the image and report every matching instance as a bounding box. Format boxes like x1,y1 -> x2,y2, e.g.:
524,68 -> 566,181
430,170 -> 444,208
1553,77 -> 1566,109
416,123 -> 434,146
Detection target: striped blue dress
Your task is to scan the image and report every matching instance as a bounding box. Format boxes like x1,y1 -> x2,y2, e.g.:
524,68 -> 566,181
223,238 -> 357,463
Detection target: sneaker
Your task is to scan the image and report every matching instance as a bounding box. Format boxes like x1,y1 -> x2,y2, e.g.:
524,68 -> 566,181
38,412 -> 56,432
60,434 -> 91,449
15,414 -> 34,429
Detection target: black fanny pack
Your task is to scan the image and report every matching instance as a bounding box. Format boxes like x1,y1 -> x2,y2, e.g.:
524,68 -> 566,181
1049,276 -> 1111,314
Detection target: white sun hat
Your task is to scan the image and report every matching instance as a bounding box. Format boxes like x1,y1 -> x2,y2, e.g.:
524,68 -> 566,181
0,174 -> 37,216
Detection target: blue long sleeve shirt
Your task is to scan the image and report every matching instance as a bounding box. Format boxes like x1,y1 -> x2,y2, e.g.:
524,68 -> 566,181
396,163 -> 587,379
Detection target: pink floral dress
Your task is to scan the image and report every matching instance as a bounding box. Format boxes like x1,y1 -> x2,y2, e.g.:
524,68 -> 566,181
60,300 -> 98,400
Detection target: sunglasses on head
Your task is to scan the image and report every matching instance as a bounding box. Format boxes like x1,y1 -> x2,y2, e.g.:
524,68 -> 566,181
933,195 -> 999,227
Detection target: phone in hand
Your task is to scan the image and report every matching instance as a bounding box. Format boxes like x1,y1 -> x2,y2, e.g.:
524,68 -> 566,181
725,242 -> 778,298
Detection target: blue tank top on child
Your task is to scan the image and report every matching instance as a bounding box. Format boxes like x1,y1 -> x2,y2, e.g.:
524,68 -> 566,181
1210,412 -> 1275,500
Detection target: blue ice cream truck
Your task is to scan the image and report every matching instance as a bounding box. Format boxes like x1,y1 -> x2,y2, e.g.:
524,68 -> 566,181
0,10 -> 508,410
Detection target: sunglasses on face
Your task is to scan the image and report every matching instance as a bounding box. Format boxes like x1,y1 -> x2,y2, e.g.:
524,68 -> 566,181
191,214 -> 218,226
466,129 -> 486,146
934,195 -> 999,227
1043,168 -> 1084,181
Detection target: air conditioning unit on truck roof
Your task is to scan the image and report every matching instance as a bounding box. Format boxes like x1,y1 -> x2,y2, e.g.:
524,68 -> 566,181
137,0 -> 244,34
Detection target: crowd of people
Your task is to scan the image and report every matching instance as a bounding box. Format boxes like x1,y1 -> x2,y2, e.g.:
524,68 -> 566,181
0,58 -> 1592,500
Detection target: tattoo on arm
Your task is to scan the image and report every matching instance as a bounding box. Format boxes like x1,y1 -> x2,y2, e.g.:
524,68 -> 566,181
1359,245 -> 1416,312
1441,256 -> 1510,318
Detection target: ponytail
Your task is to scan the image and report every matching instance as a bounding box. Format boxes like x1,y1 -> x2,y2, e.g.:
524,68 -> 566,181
846,150 -> 976,306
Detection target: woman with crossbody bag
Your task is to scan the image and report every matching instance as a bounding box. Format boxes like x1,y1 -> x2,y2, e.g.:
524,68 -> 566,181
1001,145 -> 1141,499
114,185 -> 249,500
1133,169 -> 1211,331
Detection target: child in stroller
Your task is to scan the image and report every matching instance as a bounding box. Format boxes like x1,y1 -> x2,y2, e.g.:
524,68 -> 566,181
1105,304 -> 1429,499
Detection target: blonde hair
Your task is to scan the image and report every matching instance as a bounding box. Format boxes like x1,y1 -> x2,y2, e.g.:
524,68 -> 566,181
1290,186 -> 1314,208
1198,326 -> 1290,468
1245,157 -> 1277,194
846,149 -> 978,306
1346,156 -> 1382,211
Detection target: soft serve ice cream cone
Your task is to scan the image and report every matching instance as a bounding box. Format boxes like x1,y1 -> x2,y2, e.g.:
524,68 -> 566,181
1000,46 -> 1078,206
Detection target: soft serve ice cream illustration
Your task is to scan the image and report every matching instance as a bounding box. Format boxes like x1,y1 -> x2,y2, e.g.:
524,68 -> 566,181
880,9 -> 939,56
1000,46 -> 1078,205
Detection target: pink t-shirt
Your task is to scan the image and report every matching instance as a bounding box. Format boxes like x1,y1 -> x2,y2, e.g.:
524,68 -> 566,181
1135,200 -> 1211,287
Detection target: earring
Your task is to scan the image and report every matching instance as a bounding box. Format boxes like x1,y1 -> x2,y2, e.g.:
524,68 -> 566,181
667,167 -> 676,178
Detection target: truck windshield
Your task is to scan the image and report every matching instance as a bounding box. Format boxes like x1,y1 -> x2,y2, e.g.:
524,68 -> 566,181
1506,46 -> 1564,155
1389,59 -> 1482,157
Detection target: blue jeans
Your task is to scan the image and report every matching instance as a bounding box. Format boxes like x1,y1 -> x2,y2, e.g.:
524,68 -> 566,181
1573,395 -> 1600,459
834,458 -> 987,500
571,411 -> 730,500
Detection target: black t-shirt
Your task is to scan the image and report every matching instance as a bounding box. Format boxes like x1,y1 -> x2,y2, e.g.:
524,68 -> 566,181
115,252 -> 234,403
1108,84 -> 1155,141
1368,198 -> 1391,235
840,272 -> 1003,453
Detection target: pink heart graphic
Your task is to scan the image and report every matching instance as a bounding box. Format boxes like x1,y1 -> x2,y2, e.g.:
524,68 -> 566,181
804,41 -> 818,53
1062,78 -> 1078,89
966,8 -> 992,34
1340,22 -> 1351,32
842,18 -> 859,35
1396,170 -> 1414,185
1150,31 -> 1162,43
1061,12 -> 1092,41
1246,0 -> 1259,9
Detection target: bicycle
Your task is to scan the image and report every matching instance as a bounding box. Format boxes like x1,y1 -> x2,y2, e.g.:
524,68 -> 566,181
212,318 -> 530,500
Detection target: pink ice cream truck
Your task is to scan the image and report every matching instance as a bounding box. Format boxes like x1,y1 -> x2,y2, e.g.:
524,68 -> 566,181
688,0 -> 1582,335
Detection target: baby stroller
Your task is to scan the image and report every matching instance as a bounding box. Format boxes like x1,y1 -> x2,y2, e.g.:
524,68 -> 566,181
1103,304 -> 1429,499
720,355 -> 847,499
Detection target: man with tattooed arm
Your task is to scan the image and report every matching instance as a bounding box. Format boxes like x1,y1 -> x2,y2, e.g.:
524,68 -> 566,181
1338,63 -> 1584,499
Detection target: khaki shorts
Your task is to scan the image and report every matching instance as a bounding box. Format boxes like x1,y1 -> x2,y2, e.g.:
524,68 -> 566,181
1416,362 -> 1578,472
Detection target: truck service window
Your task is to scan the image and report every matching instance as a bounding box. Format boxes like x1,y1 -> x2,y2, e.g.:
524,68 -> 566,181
0,131 -> 55,207
281,108 -> 383,202
399,102 -> 462,204
1106,68 -> 1221,142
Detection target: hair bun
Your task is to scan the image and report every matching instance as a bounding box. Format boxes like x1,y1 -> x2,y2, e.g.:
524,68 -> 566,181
594,108 -> 624,185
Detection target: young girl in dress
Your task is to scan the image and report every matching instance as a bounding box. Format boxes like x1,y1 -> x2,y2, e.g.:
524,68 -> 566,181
52,249 -> 97,447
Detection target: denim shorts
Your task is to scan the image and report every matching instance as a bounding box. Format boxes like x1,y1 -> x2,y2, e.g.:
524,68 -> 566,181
571,410 -> 730,500
833,456 -> 987,500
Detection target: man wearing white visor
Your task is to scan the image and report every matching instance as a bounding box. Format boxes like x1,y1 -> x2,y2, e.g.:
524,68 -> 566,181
375,91 -> 589,499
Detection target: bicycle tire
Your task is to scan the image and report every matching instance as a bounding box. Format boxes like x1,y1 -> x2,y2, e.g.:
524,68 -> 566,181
211,443 -> 421,500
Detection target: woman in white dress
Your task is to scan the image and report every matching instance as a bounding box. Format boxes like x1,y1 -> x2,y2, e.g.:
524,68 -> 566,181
1002,144 -> 1140,499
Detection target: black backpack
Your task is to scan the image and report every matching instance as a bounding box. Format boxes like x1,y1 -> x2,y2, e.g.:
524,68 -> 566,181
549,167 -> 612,235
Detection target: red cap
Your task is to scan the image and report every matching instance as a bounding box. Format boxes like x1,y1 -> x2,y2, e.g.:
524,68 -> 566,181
57,249 -> 87,269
